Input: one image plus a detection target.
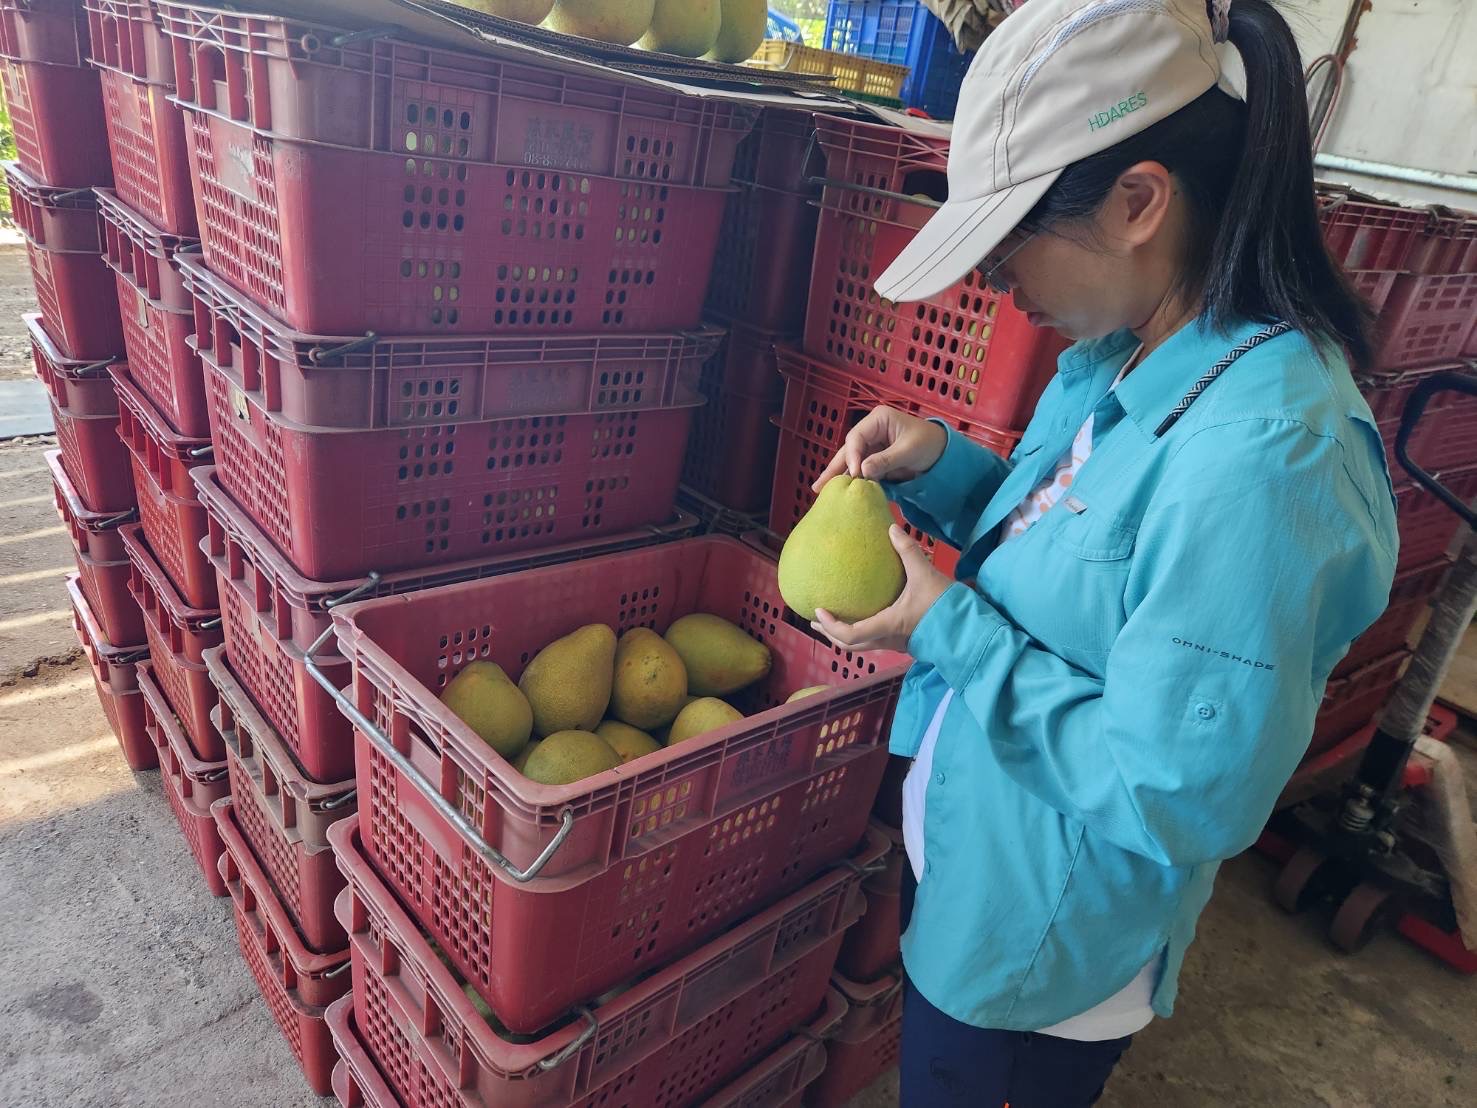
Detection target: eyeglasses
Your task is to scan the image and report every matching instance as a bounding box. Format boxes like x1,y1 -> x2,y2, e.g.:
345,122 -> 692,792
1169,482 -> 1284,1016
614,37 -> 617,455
976,230 -> 1035,294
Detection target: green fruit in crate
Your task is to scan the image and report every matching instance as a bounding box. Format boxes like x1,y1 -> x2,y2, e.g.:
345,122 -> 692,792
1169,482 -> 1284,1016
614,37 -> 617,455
611,627 -> 688,730
596,720 -> 662,763
512,740 -> 540,774
666,697 -> 743,745
523,729 -> 623,784
447,0 -> 554,25
639,0 -> 720,57
778,475 -> 905,622
663,613 -> 770,696
786,685 -> 830,704
519,623 -> 617,736
544,0 -> 655,45
705,0 -> 766,63
439,661 -> 533,758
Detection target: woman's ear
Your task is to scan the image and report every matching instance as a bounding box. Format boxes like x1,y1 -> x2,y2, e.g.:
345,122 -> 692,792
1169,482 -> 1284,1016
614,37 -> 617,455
1111,161 -> 1175,248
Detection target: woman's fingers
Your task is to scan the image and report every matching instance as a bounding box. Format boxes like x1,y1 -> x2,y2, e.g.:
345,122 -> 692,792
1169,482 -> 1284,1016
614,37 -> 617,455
813,607 -> 891,651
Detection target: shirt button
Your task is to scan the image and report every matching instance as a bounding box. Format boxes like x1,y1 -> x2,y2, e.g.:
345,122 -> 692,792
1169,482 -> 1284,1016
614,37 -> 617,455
934,771 -> 946,785
1196,702 -> 1216,720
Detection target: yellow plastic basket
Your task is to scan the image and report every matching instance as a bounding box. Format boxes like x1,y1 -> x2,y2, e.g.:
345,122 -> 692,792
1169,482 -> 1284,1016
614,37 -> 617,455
747,40 -> 909,101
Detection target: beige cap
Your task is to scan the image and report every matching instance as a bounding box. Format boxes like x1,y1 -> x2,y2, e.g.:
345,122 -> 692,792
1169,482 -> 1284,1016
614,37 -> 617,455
875,0 -> 1240,303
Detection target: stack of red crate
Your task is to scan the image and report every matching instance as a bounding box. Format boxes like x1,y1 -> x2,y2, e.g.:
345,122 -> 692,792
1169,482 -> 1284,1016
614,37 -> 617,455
0,0 -> 148,764
769,114 -> 1068,574
1311,191 -> 1477,755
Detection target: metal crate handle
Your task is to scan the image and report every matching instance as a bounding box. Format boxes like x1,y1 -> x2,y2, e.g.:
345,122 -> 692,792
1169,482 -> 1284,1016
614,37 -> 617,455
302,623 -> 575,884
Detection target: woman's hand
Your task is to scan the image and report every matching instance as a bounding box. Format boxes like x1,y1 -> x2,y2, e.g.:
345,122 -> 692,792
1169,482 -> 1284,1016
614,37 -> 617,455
812,406 -> 949,493
812,526 -> 954,654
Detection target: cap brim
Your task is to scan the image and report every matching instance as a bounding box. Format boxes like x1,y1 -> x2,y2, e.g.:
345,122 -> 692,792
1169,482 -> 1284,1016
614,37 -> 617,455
873,169 -> 1062,303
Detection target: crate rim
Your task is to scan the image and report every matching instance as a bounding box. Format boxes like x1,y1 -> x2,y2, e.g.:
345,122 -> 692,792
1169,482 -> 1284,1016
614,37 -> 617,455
66,574 -> 147,663
138,659 -> 225,784
326,534 -> 910,825
327,812 -> 882,1076
46,449 -> 136,534
3,159 -> 102,216
119,522 -> 216,629
27,311 -> 120,378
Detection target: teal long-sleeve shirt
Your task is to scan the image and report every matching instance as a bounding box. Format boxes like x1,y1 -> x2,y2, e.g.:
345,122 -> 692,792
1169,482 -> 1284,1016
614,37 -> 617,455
886,318 -> 1397,1031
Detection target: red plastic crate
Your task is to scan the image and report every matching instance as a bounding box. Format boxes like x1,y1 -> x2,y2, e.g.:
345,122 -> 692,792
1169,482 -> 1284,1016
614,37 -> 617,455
121,523 -> 223,760
180,254 -> 718,430
194,465 -> 698,784
330,814 -> 879,1106
49,448 -> 144,646
214,799 -> 351,1097
1394,467 -> 1477,571
681,322 -> 784,512
1407,208 -> 1477,276
31,315 -> 136,514
836,821 -> 904,982
202,342 -> 702,582
326,989 -> 846,1108
705,110 -> 819,334
1375,273 -> 1477,369
332,535 -> 905,1033
110,363 -> 216,607
206,645 -> 355,954
84,0 -> 172,84
5,162 -> 124,360
768,347 -> 1020,577
97,192 -> 208,441
0,0 -> 87,66
805,115 -> 1067,432
1310,649 -> 1411,756
68,573 -> 153,769
1317,188 -> 1427,271
1335,557 -> 1450,676
138,660 -> 229,893
96,58 -> 195,236
1369,368 -> 1477,476
148,2 -> 752,335
0,55 -> 111,187
807,969 -> 904,1108
1347,270 -> 1400,317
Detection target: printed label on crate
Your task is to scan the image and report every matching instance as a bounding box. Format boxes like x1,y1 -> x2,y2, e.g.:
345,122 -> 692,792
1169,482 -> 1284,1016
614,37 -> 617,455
523,118 -> 595,172
134,287 -> 151,330
229,383 -> 249,423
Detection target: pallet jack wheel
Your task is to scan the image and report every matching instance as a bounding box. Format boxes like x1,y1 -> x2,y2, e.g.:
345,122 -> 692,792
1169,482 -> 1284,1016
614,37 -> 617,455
1330,883 -> 1397,953
1274,846 -> 1332,913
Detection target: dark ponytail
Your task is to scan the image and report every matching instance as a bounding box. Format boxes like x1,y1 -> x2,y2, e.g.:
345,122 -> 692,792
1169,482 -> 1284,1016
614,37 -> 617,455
1024,0 -> 1375,367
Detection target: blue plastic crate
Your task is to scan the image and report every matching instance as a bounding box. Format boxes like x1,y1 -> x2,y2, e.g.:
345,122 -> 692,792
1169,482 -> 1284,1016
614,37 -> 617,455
823,0 -> 974,118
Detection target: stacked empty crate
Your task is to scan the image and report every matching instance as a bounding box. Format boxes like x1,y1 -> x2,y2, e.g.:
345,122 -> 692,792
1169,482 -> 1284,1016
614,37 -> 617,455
1,1 -> 153,765
823,0 -> 976,119
769,113 -> 1067,575
1305,189 -> 1477,761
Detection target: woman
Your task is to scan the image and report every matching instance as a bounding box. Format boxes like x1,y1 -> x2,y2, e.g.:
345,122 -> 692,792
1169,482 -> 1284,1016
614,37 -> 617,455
808,1 -> 1398,1104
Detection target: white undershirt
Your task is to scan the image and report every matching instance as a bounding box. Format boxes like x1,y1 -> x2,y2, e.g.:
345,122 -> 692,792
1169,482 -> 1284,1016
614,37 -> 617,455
902,349 -> 1158,1041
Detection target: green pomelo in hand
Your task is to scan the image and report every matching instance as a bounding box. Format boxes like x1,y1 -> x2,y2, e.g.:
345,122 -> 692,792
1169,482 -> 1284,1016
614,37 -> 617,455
778,475 -> 905,622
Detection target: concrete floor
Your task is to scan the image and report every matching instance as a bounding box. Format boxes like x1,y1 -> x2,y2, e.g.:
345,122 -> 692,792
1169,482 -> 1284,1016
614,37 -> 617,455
3,239 -> 1477,1105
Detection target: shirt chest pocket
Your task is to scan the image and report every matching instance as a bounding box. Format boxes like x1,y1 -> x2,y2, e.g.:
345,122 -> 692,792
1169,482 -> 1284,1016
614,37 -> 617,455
982,506 -> 1139,662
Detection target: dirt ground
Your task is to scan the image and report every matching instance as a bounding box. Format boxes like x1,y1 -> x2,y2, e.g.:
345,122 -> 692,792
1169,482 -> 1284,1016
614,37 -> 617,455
3,236 -> 1476,1105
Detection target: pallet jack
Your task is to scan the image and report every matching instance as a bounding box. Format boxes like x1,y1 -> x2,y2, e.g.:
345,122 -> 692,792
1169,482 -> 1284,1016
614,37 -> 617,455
1265,370 -> 1477,965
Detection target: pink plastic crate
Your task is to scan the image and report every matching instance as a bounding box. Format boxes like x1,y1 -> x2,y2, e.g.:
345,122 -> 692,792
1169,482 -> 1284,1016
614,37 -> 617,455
836,820 -> 904,982
807,969 -> 904,1108
805,114 -> 1067,432
194,465 -> 697,784
1364,365 -> 1477,474
111,363 -> 216,607
769,346 -> 1021,578
139,660 -> 229,893
84,0 -> 173,85
681,322 -> 784,512
202,335 -> 702,581
1317,188 -> 1427,271
1375,273 -> 1477,369
97,65 -> 196,236
148,1 -> 753,335
68,573 -> 153,769
180,253 -> 719,430
1406,208 -> 1477,276
1394,468 -> 1477,570
31,314 -> 135,514
4,161 -> 125,360
0,55 -> 111,187
121,523 -> 222,760
214,799 -> 351,1097
97,188 -> 206,435
0,0 -> 87,66
331,535 -> 905,1032
329,814 -> 879,1105
49,449 -> 144,646
206,645 -> 355,954
1335,557 -> 1450,677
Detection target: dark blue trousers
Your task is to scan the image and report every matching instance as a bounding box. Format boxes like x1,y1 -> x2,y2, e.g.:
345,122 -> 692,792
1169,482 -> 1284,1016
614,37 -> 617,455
899,867 -> 1131,1107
